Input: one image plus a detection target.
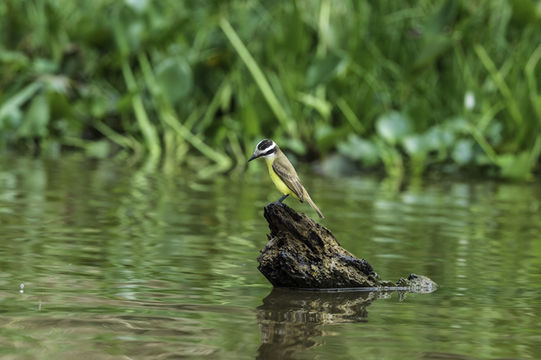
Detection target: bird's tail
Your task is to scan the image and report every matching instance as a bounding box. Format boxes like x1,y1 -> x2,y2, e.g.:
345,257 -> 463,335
304,192 -> 324,219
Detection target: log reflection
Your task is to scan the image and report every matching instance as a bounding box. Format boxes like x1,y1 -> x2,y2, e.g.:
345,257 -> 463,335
256,288 -> 393,359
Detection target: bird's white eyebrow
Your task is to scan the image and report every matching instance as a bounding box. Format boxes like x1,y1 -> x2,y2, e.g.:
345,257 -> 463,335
258,143 -> 276,154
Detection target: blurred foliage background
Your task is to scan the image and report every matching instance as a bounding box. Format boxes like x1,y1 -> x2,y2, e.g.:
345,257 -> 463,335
1,0 -> 541,179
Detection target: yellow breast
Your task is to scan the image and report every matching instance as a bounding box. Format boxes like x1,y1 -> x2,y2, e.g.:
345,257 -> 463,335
265,158 -> 298,199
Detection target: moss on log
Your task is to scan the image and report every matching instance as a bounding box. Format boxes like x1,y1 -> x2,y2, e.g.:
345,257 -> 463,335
257,202 -> 437,291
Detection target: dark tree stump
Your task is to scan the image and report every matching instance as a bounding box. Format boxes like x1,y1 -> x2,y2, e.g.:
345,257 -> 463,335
257,203 -> 437,291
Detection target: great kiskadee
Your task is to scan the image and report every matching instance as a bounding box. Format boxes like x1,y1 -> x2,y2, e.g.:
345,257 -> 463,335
248,139 -> 324,218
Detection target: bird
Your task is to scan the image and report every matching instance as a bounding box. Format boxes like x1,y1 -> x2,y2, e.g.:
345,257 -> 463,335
248,139 -> 324,218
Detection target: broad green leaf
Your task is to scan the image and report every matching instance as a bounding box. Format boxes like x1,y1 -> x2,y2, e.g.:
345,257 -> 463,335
337,134 -> 380,166
412,34 -> 452,71
376,111 -> 412,145
444,117 -> 470,134
305,53 -> 347,88
319,154 -> 358,176
18,93 -> 50,138
510,0 -> 540,24
424,126 -> 454,152
0,50 -> 29,67
497,152 -> 533,180
156,58 -> 193,104
281,138 -> 306,156
452,139 -> 474,165
402,134 -> 427,156
125,0 -> 149,12
32,58 -> 58,73
0,107 -> 22,131
315,124 -> 350,152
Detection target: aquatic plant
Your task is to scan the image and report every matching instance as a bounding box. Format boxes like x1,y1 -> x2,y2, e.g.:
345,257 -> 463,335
0,0 -> 540,179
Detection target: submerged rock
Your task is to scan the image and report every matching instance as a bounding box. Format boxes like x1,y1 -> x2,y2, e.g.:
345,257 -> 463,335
396,273 -> 439,293
257,203 -> 437,291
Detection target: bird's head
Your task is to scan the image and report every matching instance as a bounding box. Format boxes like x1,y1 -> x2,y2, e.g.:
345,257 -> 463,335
248,139 -> 277,162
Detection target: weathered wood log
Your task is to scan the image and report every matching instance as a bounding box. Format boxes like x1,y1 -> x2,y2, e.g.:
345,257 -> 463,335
257,202 -> 437,291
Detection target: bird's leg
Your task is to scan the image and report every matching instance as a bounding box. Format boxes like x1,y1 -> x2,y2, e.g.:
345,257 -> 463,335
269,194 -> 289,207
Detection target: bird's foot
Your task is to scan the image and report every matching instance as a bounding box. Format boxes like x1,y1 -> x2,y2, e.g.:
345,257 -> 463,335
268,194 -> 289,207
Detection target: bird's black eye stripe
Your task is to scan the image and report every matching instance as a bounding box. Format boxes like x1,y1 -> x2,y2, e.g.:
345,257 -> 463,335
258,139 -> 273,150
261,147 -> 276,156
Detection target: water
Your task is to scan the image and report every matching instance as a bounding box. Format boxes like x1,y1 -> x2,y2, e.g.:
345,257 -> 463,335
1,155 -> 541,359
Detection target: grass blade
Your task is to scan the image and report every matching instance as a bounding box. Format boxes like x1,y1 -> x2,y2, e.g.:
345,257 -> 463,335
220,18 -> 295,135
0,82 -> 42,119
474,45 -> 524,130
137,53 -> 231,169
121,60 -> 161,159
336,98 -> 364,134
525,44 -> 541,123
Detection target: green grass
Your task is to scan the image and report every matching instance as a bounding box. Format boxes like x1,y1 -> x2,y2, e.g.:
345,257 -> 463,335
0,0 -> 540,179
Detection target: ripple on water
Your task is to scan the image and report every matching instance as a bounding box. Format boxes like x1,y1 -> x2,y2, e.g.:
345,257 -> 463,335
1,157 -> 541,359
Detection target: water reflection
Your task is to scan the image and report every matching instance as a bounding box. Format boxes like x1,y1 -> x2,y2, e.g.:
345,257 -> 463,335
0,311 -> 219,359
257,288 -> 392,359
2,156 -> 541,359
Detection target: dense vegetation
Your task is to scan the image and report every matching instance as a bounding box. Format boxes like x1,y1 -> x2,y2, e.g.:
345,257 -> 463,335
1,0 -> 540,179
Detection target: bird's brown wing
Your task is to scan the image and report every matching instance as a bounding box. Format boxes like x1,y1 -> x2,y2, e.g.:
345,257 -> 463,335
272,159 -> 305,202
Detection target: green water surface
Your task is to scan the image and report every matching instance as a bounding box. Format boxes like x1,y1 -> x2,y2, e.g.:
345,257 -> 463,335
1,156 -> 540,359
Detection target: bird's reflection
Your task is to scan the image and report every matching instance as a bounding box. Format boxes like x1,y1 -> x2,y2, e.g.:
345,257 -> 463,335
256,288 -> 394,360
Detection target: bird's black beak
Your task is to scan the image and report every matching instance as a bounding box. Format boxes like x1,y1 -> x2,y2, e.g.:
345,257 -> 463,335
248,153 -> 259,162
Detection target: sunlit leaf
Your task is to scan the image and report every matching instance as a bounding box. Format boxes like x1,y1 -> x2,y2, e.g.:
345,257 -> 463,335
86,140 -> 111,159
376,111 -> 411,145
297,92 -> 331,119
402,134 -> 427,156
424,126 -> 454,151
319,154 -> 358,176
32,58 -> 58,73
0,50 -> 29,67
452,139 -> 474,165
497,152 -> 533,180
444,117 -> 470,134
125,0 -> 149,12
0,82 -> 43,120
337,134 -> 380,166
18,93 -> 50,138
